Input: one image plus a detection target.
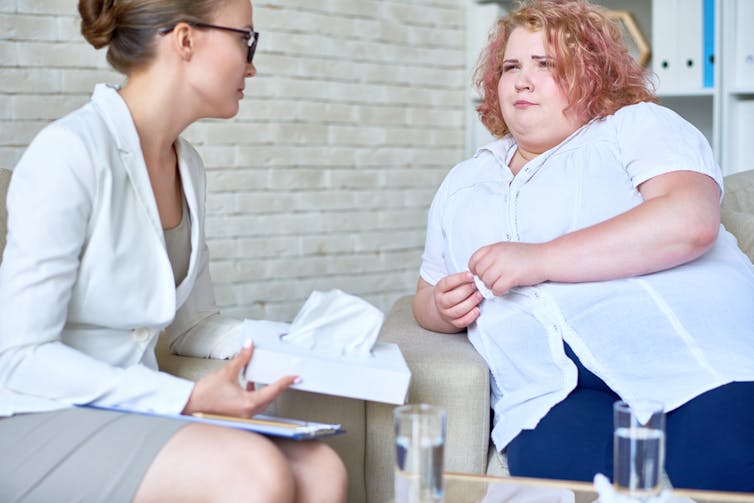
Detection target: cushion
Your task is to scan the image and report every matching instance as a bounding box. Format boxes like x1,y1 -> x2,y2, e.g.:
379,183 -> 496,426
721,208 -> 754,264
721,170 -> 754,263
722,170 -> 754,214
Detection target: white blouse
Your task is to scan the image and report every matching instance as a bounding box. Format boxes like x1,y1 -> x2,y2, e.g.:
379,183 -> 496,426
420,102 -> 754,451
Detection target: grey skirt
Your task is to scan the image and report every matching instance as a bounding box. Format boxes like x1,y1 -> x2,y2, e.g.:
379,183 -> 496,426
0,406 -> 187,503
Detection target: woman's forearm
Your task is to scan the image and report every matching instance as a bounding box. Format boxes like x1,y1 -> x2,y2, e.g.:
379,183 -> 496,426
541,171 -> 721,283
469,171 -> 721,295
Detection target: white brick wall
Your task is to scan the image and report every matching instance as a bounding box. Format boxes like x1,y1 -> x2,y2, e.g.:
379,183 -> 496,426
1,0 -> 468,321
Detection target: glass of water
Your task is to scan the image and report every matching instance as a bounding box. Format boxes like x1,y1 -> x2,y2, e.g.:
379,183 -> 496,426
613,400 -> 666,500
393,404 -> 446,503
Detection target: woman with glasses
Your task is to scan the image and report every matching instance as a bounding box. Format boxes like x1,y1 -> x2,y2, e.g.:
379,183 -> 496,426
0,0 -> 347,502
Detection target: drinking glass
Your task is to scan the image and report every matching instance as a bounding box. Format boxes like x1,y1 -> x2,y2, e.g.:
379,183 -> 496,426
613,400 -> 666,500
394,404 -> 446,503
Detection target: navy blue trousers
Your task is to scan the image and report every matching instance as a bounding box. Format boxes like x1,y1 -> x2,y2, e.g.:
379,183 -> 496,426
506,344 -> 754,492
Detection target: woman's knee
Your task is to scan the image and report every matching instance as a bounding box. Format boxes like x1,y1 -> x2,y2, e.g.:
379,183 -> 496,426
309,442 -> 348,498
666,381 -> 754,492
135,424 -> 296,503
277,439 -> 347,503
507,389 -> 615,482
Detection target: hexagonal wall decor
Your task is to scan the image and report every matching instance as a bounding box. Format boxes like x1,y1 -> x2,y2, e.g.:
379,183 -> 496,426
608,10 -> 651,67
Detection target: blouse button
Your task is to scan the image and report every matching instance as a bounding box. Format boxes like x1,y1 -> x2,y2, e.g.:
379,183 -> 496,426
132,328 -> 150,342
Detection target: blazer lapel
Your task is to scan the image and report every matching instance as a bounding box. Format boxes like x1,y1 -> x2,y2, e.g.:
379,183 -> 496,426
174,138 -> 202,305
91,84 -> 165,245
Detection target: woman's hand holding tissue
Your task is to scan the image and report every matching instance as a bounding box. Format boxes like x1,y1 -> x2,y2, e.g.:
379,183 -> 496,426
413,272 -> 483,333
182,340 -> 300,418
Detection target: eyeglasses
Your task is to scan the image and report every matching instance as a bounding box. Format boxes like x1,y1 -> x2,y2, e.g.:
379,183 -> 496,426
160,22 -> 259,64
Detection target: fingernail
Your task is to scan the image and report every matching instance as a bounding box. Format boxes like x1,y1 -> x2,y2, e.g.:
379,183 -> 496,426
242,338 -> 252,349
293,377 -> 302,384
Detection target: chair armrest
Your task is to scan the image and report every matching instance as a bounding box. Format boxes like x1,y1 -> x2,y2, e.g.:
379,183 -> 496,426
721,170 -> 754,263
154,333 -> 225,381
365,295 -> 490,503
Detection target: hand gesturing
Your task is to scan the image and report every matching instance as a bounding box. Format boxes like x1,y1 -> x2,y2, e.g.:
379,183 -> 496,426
182,341 -> 298,418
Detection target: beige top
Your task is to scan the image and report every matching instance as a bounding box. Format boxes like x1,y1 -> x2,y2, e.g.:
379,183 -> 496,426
164,198 -> 191,286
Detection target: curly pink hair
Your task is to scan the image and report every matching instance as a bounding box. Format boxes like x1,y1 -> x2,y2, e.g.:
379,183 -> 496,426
474,0 -> 656,138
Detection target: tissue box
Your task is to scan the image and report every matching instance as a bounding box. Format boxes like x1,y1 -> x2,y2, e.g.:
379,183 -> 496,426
242,323 -> 411,405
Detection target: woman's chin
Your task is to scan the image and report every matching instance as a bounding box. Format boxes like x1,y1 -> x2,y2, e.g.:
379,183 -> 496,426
212,104 -> 240,120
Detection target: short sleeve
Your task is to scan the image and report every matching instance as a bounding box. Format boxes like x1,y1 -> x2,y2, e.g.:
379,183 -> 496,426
419,179 -> 450,286
614,102 -> 722,192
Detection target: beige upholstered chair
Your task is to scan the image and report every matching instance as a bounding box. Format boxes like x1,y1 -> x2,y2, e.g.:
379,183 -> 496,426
3,167 -> 754,503
719,170 -> 754,263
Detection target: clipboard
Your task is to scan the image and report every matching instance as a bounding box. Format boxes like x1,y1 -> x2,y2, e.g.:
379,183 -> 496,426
79,405 -> 345,440
190,412 -> 344,439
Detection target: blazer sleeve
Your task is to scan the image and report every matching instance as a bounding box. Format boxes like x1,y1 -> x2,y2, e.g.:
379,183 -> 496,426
0,125 -> 194,416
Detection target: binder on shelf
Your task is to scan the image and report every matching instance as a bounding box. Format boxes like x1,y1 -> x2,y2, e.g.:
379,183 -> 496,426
734,0 -> 754,87
702,0 -> 715,88
676,0 -> 703,91
652,0 -> 707,93
652,0 -> 679,93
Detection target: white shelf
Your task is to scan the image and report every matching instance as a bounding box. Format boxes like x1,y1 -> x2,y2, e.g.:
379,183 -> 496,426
728,88 -> 754,96
719,0 -> 754,173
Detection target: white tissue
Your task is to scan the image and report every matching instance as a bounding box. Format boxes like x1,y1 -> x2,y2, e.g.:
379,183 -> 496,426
592,474 -> 692,503
216,319 -> 290,359
473,274 -> 496,299
481,480 -> 574,502
280,289 -> 384,356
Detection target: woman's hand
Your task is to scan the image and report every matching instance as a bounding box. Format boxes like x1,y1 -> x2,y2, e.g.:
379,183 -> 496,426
413,272 -> 483,333
182,341 -> 298,418
469,241 -> 547,296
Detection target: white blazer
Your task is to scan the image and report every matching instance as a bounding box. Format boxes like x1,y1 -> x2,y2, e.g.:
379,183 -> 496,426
0,84 -> 240,416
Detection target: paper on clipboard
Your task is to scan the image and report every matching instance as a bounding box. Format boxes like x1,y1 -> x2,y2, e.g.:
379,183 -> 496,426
191,412 -> 344,439
79,405 -> 344,440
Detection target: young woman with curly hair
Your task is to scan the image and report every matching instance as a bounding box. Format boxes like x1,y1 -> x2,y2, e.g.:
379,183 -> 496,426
413,0 -> 754,491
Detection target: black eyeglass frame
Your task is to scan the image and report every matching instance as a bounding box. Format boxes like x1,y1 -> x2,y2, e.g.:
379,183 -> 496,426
159,22 -> 259,64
